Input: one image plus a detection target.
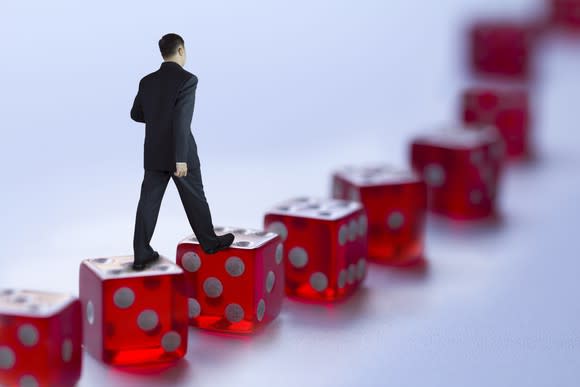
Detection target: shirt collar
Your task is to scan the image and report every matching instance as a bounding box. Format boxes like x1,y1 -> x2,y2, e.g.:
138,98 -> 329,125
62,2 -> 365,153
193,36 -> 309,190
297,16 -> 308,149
160,61 -> 182,69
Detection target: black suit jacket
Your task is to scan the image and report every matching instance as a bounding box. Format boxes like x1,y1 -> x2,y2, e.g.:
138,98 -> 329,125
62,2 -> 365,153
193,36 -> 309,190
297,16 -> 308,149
130,61 -> 200,171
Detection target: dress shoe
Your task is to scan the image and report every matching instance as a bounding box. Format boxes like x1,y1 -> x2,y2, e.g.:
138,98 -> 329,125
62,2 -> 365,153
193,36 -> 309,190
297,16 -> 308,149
132,251 -> 160,271
203,233 -> 235,254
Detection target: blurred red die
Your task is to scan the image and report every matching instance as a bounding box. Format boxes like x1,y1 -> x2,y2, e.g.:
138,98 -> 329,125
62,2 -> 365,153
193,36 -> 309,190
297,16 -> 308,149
0,289 -> 82,387
462,87 -> 532,159
469,21 -> 536,78
549,0 -> 580,30
331,165 -> 427,266
410,127 -> 505,220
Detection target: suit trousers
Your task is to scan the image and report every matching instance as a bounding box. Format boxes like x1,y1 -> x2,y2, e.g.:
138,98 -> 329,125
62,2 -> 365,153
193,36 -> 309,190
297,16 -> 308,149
133,165 -> 219,263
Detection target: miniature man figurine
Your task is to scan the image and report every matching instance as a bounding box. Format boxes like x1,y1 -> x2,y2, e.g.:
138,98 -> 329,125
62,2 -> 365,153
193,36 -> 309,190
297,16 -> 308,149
130,33 -> 234,270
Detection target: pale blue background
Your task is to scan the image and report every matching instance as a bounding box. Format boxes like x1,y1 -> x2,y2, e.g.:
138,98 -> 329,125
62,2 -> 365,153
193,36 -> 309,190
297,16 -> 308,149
0,0 -> 579,386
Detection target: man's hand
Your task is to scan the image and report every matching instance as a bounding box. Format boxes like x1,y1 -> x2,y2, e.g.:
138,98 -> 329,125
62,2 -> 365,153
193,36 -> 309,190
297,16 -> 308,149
174,162 -> 188,177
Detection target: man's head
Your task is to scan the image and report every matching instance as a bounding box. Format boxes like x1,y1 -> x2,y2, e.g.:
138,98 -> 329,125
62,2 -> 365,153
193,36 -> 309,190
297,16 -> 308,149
158,33 -> 186,66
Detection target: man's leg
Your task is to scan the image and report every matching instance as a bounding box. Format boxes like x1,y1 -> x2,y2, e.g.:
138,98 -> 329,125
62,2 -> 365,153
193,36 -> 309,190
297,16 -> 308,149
133,169 -> 171,264
171,165 -> 221,252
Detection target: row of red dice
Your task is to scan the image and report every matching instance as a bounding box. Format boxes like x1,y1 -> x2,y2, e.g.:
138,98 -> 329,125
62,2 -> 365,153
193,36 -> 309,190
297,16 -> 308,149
465,1 -> 580,161
0,141 -> 508,384
465,3 -> 540,161
0,162 -> 475,385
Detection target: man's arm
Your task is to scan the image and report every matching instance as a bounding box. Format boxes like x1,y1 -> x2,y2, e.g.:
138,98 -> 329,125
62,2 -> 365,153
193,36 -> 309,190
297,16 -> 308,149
173,76 -> 198,163
130,82 -> 146,123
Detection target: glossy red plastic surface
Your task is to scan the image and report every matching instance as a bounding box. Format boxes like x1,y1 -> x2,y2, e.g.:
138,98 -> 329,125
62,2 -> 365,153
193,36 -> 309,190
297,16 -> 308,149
0,291 -> 82,387
79,258 -> 188,366
332,168 -> 427,266
462,88 -> 531,159
176,229 -> 284,334
469,22 -> 535,78
264,198 -> 368,302
549,0 -> 580,29
410,128 -> 505,220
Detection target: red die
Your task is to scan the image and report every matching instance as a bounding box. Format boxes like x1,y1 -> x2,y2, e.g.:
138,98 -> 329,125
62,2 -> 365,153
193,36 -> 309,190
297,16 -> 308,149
549,0 -> 580,30
176,226 -> 284,334
462,87 -> 532,159
79,255 -> 188,365
469,21 -> 535,78
331,165 -> 427,266
0,289 -> 82,387
410,127 -> 505,220
264,197 -> 368,302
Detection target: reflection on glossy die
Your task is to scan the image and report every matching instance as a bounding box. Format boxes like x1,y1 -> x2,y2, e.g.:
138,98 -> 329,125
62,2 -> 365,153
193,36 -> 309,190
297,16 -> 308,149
469,21 -> 535,78
176,227 -> 284,334
0,289 -> 82,387
462,87 -> 532,159
79,255 -> 188,365
549,0 -> 580,30
332,165 -> 427,266
264,197 -> 368,301
410,127 -> 505,220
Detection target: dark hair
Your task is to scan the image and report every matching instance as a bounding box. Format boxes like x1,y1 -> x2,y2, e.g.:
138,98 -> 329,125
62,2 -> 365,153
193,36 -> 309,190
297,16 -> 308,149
158,33 -> 184,59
